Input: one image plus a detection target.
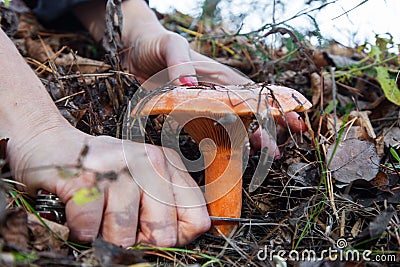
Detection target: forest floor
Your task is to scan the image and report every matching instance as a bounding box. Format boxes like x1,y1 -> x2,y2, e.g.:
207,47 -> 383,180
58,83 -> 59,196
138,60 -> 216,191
0,1 -> 399,266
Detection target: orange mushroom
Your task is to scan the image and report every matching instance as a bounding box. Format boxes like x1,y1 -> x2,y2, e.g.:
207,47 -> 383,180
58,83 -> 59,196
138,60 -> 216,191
131,84 -> 312,236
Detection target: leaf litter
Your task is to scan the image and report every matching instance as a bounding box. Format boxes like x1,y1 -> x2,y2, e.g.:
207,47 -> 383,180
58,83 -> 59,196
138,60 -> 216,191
0,0 -> 399,266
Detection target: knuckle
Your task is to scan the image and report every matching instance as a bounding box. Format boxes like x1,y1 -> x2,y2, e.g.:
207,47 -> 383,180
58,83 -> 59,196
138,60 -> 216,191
145,144 -> 165,160
163,32 -> 188,44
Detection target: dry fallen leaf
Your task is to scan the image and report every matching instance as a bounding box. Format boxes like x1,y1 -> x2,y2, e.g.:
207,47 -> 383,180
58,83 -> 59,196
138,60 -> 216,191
93,238 -> 145,265
353,206 -> 395,248
25,37 -> 55,63
0,138 -> 7,173
370,171 -> 391,192
0,208 -> 29,250
27,213 -> 69,253
54,53 -> 111,73
383,127 -> 400,148
310,72 -> 333,107
326,138 -> 380,183
349,110 -> 376,139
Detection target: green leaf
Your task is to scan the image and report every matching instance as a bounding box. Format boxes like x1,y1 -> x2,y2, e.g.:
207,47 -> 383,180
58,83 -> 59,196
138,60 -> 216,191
369,45 -> 382,61
375,34 -> 393,52
72,187 -> 101,206
375,66 -> 400,106
390,147 -> 400,163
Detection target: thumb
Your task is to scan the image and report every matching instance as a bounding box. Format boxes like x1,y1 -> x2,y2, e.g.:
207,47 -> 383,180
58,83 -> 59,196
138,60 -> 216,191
249,128 -> 280,158
276,111 -> 307,133
162,33 -> 198,86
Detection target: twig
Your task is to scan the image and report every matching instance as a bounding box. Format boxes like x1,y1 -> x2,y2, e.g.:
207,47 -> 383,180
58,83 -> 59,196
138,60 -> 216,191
54,90 -> 85,103
330,67 -> 338,139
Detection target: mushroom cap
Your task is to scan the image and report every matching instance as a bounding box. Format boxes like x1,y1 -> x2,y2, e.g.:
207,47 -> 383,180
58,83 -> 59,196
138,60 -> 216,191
132,84 -> 311,118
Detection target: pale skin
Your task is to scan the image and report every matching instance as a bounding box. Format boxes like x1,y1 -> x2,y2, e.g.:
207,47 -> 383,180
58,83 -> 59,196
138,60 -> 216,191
0,0 -> 303,247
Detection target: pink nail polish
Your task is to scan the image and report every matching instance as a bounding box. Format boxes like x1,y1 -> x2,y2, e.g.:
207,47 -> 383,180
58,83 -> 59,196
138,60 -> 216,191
179,75 -> 198,86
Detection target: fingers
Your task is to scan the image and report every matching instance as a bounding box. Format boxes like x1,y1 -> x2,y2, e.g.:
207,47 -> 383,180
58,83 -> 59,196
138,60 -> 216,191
54,172 -> 104,244
249,111 -> 307,156
276,111 -> 307,133
249,128 -> 280,158
100,170 -> 140,247
190,51 -> 252,85
136,191 -> 178,247
34,135 -> 209,247
131,146 -> 178,247
134,146 -> 210,247
161,33 -> 198,85
163,149 -> 210,246
160,33 -> 251,87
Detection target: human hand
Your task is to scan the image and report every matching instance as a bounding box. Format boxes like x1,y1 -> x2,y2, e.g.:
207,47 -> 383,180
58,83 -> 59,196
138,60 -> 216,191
122,22 -> 251,86
7,125 -> 210,247
250,111 -> 307,157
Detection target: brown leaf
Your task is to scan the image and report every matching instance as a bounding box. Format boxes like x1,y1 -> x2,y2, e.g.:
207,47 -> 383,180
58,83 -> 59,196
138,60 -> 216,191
0,208 -> 29,250
326,139 -> 380,183
383,127 -> 400,148
370,171 -> 392,193
343,126 -> 370,141
353,206 -> 395,248
325,113 -> 342,136
309,48 -> 328,68
349,110 -> 376,139
0,138 -> 8,172
27,213 -> 69,254
310,72 -> 332,107
328,41 -> 359,58
93,238 -> 145,265
25,37 -> 55,63
54,53 -> 111,74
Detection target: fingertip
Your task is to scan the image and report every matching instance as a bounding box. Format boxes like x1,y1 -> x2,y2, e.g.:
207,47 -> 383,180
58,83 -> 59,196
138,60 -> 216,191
175,209 -> 211,246
65,198 -> 104,243
277,112 -> 307,133
162,33 -> 197,84
178,75 -> 198,86
100,174 -> 140,247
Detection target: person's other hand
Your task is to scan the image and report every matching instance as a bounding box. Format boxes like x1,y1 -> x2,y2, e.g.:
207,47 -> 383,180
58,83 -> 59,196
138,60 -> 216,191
249,111 -> 307,157
122,23 -> 251,86
8,125 -> 210,247
119,1 -> 250,85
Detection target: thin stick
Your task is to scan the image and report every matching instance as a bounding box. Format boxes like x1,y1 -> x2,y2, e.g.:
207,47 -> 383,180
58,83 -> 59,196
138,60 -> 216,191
54,90 -> 85,103
326,169 -> 338,220
330,67 -> 338,138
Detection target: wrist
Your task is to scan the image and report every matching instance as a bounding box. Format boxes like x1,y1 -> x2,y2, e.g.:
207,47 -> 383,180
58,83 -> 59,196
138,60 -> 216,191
0,28 -> 73,153
6,122 -> 80,184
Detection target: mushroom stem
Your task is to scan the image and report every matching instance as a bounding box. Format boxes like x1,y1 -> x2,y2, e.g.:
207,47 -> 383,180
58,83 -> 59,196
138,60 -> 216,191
202,149 -> 243,236
184,115 -> 248,236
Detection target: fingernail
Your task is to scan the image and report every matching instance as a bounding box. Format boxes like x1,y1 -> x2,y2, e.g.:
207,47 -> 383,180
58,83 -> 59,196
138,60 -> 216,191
179,75 -> 198,86
274,148 -> 281,159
